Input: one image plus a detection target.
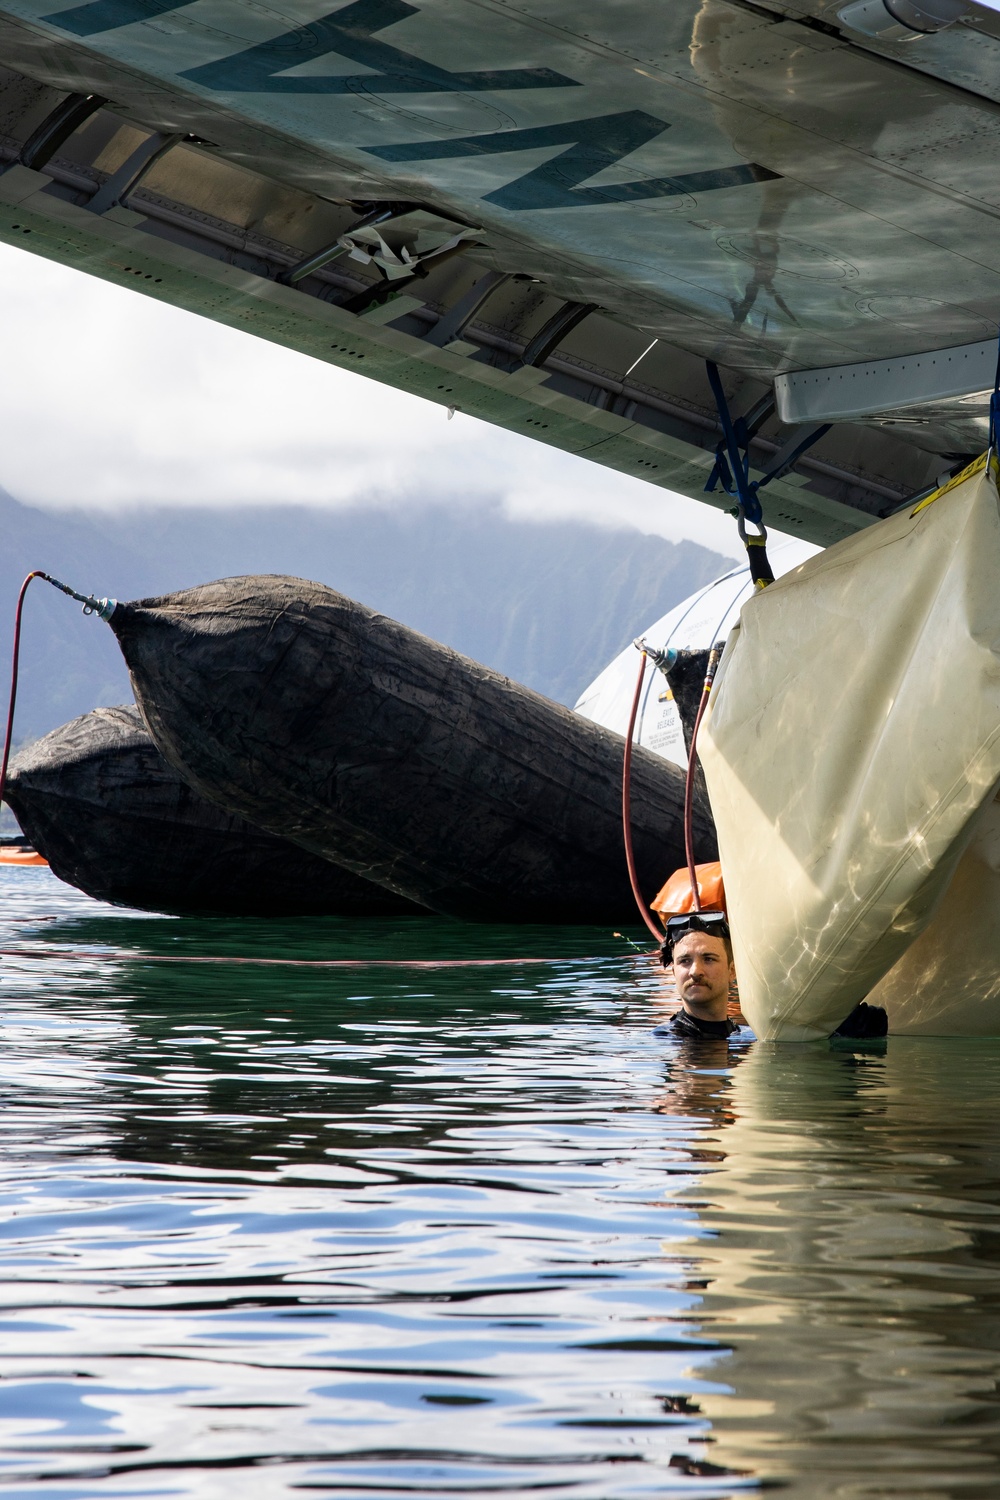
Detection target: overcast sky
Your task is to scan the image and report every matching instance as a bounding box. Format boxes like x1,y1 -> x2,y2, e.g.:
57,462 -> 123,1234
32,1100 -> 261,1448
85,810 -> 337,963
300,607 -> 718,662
0,239 -> 749,556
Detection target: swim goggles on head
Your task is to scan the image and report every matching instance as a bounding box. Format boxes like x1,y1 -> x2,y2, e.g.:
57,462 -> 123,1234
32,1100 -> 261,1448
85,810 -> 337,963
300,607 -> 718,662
659,911 -> 730,967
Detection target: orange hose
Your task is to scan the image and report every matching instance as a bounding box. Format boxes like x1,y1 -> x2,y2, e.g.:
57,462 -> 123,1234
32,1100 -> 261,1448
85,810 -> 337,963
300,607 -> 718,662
622,649 -> 663,940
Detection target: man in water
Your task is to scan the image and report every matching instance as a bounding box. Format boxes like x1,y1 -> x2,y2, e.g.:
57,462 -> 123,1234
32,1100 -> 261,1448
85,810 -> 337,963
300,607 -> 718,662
658,915 -> 740,1041
655,912 -> 888,1042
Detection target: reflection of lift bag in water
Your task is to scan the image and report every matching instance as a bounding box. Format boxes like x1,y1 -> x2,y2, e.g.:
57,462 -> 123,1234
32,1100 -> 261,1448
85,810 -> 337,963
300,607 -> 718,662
699,451 -> 1000,1040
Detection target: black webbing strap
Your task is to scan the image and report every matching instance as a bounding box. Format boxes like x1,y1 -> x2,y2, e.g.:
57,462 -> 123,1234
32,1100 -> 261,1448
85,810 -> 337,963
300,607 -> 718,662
743,533 -> 775,590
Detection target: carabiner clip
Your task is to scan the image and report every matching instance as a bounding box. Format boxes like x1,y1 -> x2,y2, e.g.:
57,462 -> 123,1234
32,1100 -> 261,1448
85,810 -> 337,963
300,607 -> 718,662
737,507 -> 768,546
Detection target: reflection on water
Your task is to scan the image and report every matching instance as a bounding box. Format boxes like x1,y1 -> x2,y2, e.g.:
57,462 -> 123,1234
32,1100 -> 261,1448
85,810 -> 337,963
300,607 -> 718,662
688,1045 -> 1000,1494
1,869 -> 1000,1496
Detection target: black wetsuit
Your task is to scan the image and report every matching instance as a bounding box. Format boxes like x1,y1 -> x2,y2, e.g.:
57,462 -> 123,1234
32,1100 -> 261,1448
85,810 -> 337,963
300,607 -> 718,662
654,1010 -> 739,1040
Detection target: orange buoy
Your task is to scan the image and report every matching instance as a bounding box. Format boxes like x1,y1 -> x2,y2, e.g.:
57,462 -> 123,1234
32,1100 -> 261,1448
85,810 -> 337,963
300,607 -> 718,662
652,861 -> 725,919
0,846 -> 47,866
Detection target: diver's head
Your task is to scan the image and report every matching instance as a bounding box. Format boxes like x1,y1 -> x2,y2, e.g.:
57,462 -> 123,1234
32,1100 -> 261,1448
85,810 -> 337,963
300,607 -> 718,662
662,915 -> 735,1020
660,912 -> 732,965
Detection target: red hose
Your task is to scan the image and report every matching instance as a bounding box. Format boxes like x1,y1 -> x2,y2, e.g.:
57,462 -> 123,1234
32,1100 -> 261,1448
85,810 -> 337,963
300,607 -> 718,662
683,691 -> 709,913
1,572 -> 116,818
683,644 -> 723,912
0,573 -> 45,813
622,649 -> 663,940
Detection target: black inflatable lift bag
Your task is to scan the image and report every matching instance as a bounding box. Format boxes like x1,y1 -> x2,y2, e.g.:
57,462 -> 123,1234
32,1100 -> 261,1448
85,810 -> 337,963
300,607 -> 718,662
663,650 -> 711,751
110,576 -> 717,923
5,704 -> 425,917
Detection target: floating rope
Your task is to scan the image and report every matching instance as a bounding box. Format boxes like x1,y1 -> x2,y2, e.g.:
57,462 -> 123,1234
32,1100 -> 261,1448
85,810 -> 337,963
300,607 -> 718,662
0,947 -> 612,970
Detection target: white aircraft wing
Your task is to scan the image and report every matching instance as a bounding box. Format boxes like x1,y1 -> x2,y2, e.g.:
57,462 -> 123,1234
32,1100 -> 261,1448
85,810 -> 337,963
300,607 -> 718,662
0,0 -> 998,545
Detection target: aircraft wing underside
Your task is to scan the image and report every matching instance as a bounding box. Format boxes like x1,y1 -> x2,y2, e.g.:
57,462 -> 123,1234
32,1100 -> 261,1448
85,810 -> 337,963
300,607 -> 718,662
1,0 -> 999,546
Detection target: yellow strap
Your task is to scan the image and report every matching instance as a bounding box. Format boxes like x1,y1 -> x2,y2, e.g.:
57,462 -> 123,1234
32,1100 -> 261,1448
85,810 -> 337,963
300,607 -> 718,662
911,451 -> 991,518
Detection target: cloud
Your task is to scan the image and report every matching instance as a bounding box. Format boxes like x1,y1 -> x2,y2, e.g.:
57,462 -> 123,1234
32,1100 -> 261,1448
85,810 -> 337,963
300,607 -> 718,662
0,240 -> 743,555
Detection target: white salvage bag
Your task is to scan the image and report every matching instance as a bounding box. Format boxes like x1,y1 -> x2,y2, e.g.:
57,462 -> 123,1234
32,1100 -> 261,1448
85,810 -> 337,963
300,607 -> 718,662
699,457 -> 1000,1040
868,790 -> 1000,1034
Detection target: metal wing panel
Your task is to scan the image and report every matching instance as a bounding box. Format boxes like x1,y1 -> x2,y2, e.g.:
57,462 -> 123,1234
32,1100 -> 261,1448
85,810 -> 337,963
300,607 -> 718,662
0,0 -> 996,539
2,0 -> 995,369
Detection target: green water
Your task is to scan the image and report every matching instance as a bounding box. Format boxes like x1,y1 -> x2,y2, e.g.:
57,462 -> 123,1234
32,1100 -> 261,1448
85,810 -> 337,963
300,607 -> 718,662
1,867 -> 999,1497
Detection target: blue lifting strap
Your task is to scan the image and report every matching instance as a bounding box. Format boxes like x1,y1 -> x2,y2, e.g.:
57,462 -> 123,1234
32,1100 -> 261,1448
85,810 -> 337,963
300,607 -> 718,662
704,360 -> 765,526
703,362 -> 832,590
989,329 -> 1000,463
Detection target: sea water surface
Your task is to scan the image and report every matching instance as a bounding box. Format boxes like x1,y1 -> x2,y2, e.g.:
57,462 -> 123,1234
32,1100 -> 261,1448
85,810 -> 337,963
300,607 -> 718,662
1,867 -> 999,1498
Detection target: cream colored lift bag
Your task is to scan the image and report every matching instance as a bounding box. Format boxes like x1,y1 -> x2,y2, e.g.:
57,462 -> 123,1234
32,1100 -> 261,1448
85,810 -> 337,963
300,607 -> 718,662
867,790 -> 1000,1034
699,457 -> 1000,1040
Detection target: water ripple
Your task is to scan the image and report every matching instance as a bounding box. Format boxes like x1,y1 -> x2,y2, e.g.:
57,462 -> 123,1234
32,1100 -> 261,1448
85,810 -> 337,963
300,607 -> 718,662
2,869 -> 1000,1495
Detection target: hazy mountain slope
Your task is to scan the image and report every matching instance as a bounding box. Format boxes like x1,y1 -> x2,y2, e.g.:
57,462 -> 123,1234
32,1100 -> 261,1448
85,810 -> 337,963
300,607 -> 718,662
1,490 -> 730,745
